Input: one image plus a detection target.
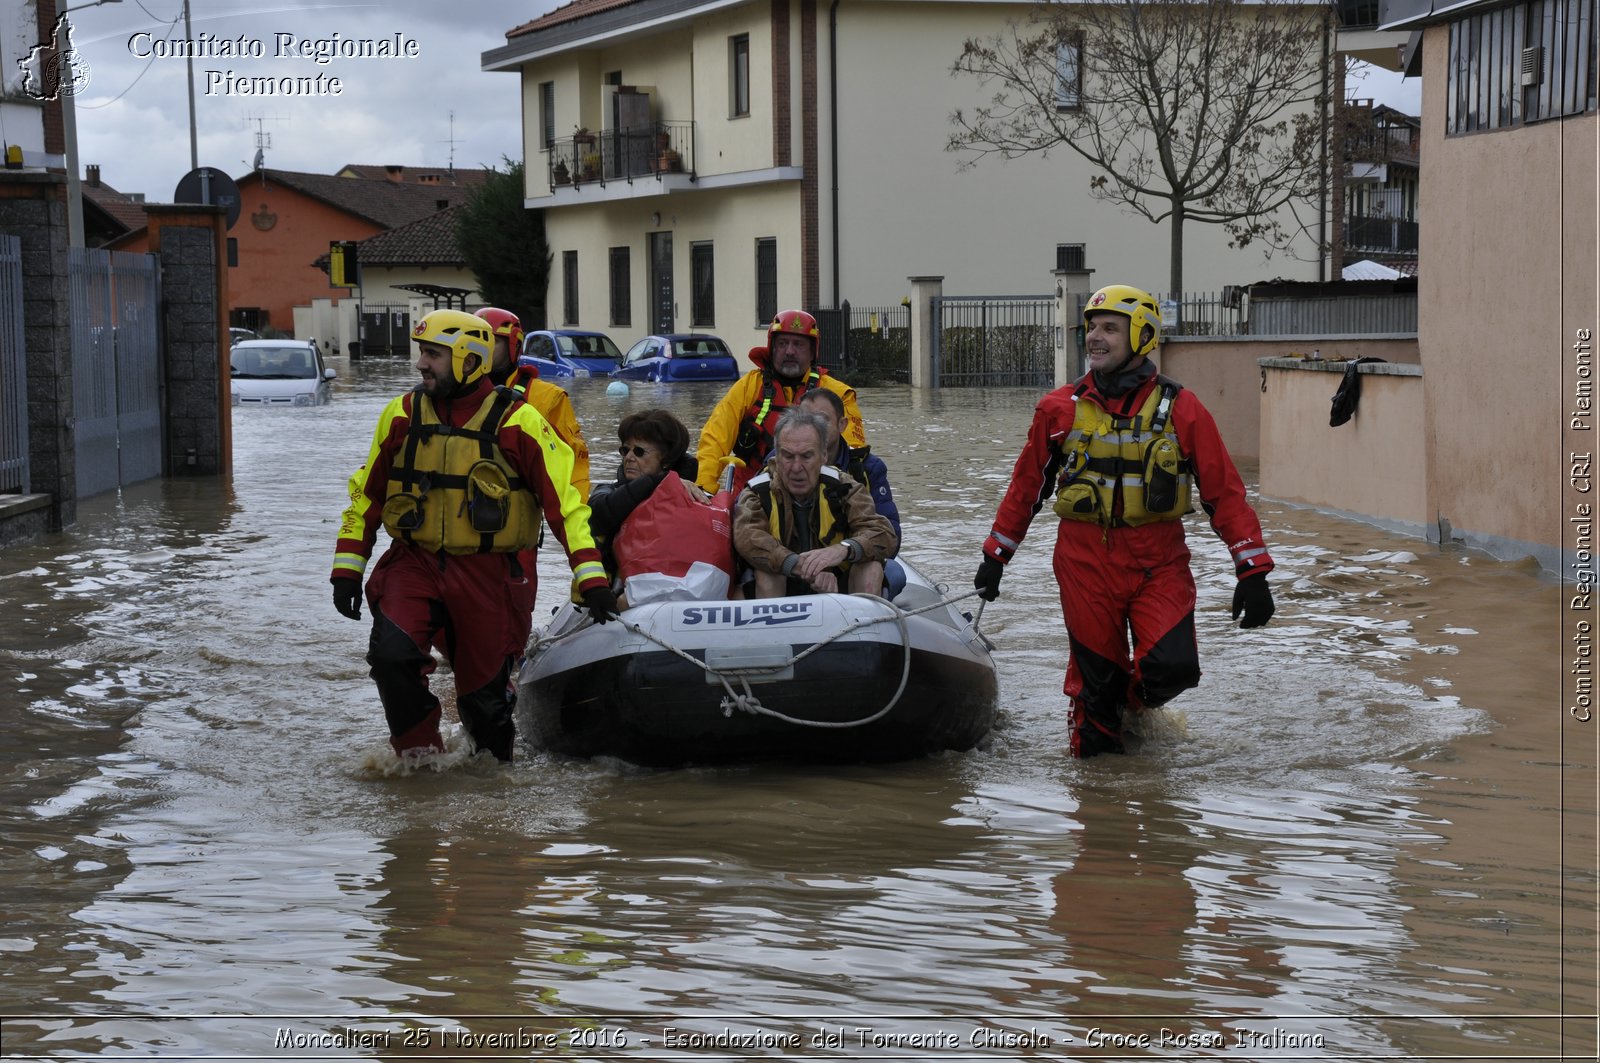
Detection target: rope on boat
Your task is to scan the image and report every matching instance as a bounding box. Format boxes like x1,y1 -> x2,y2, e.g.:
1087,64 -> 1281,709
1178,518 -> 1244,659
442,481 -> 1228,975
703,592 -> 911,727
525,586 -> 991,729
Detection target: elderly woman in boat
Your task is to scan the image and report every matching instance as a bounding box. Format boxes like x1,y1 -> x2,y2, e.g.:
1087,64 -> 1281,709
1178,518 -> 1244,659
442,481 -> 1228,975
733,407 -> 896,598
588,408 -> 734,608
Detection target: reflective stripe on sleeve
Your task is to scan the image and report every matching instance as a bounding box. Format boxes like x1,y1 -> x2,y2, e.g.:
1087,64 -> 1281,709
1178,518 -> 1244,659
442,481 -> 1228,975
332,552 -> 368,577
571,560 -> 608,587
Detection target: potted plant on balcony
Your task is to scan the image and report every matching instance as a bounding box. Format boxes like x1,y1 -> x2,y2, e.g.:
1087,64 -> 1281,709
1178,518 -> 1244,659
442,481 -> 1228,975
581,152 -> 600,181
573,126 -> 596,149
553,159 -> 570,185
656,148 -> 682,174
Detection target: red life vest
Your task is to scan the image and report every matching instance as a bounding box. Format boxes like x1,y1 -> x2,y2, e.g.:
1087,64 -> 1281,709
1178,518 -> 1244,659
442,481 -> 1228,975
733,364 -> 828,465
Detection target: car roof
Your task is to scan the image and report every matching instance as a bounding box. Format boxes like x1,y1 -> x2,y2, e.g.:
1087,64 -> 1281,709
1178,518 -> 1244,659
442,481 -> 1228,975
655,333 -> 725,342
233,339 -> 315,349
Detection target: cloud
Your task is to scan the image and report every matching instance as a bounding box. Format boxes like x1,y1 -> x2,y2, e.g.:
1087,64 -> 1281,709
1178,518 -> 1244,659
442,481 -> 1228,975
64,1 -> 549,199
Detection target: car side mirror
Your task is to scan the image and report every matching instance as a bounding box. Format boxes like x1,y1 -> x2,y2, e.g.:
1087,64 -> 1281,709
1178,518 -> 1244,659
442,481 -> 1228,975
324,367 -> 337,380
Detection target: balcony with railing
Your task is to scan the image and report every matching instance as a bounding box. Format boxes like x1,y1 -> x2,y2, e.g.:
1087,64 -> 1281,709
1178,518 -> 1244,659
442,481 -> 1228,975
547,122 -> 694,196
1343,99 -> 1421,166
1345,213 -> 1419,255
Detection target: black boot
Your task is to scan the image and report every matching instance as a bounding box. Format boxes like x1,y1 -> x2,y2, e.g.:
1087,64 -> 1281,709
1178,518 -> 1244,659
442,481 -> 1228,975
456,665 -> 516,762
1070,699 -> 1126,758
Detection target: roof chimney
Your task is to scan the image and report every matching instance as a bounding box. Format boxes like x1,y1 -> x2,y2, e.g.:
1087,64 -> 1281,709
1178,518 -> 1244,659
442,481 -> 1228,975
86,164 -> 100,187
385,165 -> 404,182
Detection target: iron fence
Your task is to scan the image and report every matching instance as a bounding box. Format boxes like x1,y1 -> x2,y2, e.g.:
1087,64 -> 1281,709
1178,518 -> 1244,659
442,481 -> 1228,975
0,235 -> 26,492
358,303 -> 414,357
814,303 -> 910,383
1345,214 -> 1420,254
1145,291 -> 1249,337
933,295 -> 1055,388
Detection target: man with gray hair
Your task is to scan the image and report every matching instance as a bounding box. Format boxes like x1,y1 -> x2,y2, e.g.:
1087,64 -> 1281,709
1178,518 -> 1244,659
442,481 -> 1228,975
733,407 -> 896,598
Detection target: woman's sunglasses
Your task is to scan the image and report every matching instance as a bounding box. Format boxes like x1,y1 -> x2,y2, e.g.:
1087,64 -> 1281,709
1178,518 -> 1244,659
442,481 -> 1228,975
618,444 -> 653,458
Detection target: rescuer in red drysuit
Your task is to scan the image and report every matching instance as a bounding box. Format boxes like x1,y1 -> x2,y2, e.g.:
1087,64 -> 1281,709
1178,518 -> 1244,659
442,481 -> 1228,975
973,284 -> 1276,757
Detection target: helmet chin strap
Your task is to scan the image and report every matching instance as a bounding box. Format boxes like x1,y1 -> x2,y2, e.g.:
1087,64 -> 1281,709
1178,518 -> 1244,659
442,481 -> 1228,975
442,354 -> 485,397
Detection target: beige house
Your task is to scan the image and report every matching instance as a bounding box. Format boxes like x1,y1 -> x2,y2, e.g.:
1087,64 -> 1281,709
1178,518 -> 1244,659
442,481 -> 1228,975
1380,0 -> 1597,573
480,0 -> 1331,353
295,206 -> 484,355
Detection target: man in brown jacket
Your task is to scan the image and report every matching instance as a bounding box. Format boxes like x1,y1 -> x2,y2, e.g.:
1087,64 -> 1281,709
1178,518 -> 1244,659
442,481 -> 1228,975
733,408 -> 897,598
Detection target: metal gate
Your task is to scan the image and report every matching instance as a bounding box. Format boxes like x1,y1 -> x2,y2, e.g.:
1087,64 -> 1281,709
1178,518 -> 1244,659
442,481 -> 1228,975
359,304 -> 412,357
813,302 -> 910,383
71,247 -> 162,499
932,294 -> 1055,387
0,235 -> 27,493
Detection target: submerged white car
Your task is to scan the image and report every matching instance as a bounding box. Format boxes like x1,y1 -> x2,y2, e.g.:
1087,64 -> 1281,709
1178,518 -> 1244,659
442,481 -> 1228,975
230,339 -> 335,406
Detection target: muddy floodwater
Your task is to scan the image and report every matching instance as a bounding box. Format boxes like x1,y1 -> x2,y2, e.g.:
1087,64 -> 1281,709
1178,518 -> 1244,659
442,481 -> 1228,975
2,352 -> 1595,1061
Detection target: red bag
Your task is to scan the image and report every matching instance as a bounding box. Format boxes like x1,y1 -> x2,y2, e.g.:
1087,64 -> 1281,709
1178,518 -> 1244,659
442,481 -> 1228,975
613,472 -> 735,582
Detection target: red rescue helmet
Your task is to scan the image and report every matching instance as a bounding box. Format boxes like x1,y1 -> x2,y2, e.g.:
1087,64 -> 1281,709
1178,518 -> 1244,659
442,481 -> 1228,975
474,307 -> 524,358
766,309 -> 819,358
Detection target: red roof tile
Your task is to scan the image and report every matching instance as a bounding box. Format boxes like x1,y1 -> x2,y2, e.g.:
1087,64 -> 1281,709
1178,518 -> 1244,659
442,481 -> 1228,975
334,164 -> 492,186
507,0 -> 646,37
240,168 -> 478,229
354,205 -> 466,267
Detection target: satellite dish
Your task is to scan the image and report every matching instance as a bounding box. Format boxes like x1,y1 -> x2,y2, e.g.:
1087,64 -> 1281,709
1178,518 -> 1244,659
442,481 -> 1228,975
173,166 -> 242,231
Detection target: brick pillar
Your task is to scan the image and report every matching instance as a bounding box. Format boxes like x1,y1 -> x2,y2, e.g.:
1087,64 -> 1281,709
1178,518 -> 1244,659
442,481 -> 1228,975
147,205 -> 231,478
0,172 -> 75,530
799,0 -> 819,310
771,0 -> 791,168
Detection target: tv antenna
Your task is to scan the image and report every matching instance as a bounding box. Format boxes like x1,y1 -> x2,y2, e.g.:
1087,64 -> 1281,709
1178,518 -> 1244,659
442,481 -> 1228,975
444,110 -> 456,178
244,113 -> 286,171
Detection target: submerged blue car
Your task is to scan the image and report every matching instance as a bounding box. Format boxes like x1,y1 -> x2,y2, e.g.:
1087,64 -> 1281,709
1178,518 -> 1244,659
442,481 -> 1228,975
611,333 -> 739,383
518,330 -> 624,378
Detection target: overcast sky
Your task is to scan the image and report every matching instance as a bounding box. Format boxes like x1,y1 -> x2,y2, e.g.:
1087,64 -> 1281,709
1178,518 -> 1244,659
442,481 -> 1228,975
59,0 -> 1422,202
63,1 -> 552,199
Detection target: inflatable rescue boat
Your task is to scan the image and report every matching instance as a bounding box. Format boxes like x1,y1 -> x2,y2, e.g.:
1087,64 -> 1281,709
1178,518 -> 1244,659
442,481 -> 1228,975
516,561 -> 997,767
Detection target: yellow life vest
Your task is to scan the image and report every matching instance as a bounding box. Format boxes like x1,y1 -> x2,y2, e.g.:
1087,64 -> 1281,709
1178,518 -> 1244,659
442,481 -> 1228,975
1053,378 -> 1192,527
380,387 -> 542,554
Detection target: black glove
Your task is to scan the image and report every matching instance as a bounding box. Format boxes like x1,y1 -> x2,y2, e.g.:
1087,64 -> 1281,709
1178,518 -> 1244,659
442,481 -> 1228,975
332,578 -> 363,621
974,556 -> 1004,602
1231,572 -> 1275,629
581,585 -> 620,624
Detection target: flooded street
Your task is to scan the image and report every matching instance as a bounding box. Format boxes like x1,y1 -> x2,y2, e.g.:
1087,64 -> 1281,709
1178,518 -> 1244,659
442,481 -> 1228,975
1,352 -> 1594,1060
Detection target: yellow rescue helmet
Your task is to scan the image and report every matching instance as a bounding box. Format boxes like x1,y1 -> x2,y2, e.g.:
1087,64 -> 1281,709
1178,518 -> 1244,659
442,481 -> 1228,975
413,309 -> 494,386
1083,284 -> 1162,360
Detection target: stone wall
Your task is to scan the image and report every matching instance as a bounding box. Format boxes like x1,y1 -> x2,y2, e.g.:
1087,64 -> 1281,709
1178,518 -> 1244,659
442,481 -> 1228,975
0,173 -> 74,531
1159,335 -> 1421,465
1257,358 -> 1430,536
148,205 -> 230,477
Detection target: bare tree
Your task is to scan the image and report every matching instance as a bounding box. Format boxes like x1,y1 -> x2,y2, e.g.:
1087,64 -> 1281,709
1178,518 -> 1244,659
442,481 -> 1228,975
950,0 -> 1332,296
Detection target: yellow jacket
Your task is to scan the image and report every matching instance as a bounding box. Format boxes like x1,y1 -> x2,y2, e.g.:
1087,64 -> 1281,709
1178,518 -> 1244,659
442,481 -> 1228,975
501,365 -> 591,500
694,369 -> 865,492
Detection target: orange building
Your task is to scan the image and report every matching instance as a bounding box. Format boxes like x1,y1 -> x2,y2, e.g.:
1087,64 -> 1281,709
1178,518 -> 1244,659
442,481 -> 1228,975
226,168 -> 485,334
102,165 -> 488,333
